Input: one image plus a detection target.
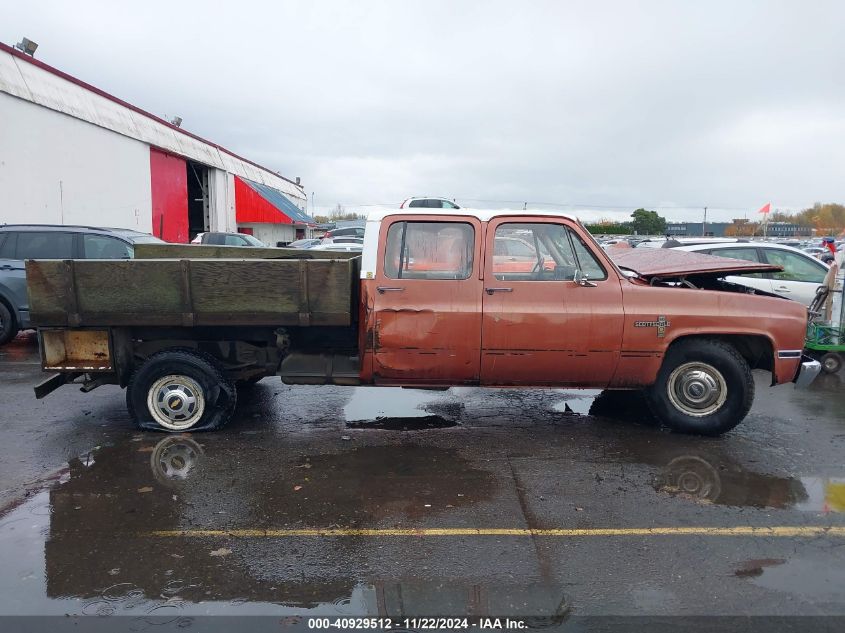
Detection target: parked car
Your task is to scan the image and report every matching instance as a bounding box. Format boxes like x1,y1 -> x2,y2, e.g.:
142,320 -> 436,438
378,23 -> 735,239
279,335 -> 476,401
637,237 -> 744,249
668,241 -> 829,306
399,197 -> 461,209
286,239 -> 322,249
191,232 -> 267,247
0,224 -> 163,345
802,247 -> 827,258
310,243 -> 363,252
321,227 -> 365,243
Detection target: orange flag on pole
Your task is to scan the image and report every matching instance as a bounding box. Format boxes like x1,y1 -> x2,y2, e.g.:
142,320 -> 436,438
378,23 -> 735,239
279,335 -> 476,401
758,203 -> 771,214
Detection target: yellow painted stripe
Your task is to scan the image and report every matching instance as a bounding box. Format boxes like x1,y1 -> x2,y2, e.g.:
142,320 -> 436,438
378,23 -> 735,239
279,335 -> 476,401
147,526 -> 845,538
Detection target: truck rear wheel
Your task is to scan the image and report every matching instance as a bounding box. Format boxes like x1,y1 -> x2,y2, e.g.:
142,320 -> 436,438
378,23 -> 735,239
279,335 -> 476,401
645,339 -> 754,436
127,350 -> 237,432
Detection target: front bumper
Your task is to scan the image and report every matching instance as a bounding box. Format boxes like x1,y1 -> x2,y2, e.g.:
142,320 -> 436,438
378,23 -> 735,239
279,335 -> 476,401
793,355 -> 822,388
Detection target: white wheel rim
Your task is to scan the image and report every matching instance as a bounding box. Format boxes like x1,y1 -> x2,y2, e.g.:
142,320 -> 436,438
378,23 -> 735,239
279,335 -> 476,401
146,374 -> 206,430
667,362 -> 728,417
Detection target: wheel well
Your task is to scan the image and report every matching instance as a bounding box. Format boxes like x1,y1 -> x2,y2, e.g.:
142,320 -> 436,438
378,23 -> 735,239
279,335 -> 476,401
668,334 -> 773,372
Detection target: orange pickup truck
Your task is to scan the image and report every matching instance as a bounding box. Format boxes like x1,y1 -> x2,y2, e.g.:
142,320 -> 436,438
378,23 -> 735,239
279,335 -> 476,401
28,209 -> 819,436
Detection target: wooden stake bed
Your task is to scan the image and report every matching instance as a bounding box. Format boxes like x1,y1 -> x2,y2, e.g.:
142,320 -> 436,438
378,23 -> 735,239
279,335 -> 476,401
26,251 -> 360,328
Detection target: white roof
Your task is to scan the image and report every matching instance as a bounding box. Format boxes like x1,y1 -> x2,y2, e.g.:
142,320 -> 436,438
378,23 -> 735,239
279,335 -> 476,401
364,207 -> 579,223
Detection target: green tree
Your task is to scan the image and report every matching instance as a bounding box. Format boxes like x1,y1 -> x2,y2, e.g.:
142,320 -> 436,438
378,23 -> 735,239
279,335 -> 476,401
630,208 -> 667,235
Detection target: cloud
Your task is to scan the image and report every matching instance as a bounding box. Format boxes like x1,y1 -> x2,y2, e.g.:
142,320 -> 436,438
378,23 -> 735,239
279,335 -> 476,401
3,0 -> 844,221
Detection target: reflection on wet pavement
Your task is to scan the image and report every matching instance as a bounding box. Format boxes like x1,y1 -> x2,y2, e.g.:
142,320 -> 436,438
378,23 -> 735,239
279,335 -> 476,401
3,331 -> 845,619
0,425 -> 843,617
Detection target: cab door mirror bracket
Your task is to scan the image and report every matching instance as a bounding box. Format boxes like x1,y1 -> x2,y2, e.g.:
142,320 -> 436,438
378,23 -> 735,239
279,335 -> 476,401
574,270 -> 597,287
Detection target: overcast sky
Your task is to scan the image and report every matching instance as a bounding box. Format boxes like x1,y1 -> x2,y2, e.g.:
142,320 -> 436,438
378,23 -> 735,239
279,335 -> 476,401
3,1 -> 844,221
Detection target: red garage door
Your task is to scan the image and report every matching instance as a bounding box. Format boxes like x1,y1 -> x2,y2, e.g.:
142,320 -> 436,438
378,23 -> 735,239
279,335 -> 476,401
150,149 -> 189,243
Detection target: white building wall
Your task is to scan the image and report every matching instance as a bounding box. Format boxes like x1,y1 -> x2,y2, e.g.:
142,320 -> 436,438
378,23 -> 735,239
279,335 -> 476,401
0,47 -> 307,207
0,92 -> 152,230
237,223 -> 297,246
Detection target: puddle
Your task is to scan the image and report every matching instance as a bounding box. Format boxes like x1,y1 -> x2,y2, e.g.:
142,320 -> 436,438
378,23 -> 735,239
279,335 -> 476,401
0,434 -> 572,618
653,455 -> 844,513
346,415 -> 457,430
552,389 -> 602,415
0,436 -> 500,615
344,387 -> 459,429
344,387 -> 443,422
747,556 -> 845,602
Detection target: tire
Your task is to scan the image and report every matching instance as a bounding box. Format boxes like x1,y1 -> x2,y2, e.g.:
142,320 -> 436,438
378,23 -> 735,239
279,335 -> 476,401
0,301 -> 17,346
820,352 -> 843,375
645,339 -> 754,436
126,349 -> 237,432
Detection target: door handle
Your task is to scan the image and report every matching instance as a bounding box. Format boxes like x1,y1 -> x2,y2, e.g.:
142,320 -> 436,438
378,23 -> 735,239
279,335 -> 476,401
485,287 -> 513,295
377,286 -> 404,293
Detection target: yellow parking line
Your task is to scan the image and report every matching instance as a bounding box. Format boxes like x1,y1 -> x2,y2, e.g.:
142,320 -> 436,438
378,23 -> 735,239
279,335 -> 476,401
148,526 -> 845,538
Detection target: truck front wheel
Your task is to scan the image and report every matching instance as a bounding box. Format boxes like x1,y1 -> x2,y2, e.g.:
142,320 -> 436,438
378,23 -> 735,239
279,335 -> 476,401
127,350 -> 237,432
645,339 -> 754,436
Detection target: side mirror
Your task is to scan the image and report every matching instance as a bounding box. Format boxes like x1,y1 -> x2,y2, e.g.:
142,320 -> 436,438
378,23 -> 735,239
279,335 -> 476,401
574,269 -> 597,287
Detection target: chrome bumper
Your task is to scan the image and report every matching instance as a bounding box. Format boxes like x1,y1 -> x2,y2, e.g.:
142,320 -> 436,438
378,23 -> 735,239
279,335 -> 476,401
794,355 -> 822,388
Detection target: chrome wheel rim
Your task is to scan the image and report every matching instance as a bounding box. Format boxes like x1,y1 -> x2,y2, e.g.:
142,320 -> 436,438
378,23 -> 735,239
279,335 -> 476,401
146,375 -> 205,430
823,356 -> 840,372
151,436 -> 204,483
667,362 -> 727,417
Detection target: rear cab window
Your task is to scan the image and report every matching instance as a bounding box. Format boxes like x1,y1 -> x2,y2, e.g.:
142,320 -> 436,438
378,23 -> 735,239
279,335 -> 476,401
383,221 -> 475,280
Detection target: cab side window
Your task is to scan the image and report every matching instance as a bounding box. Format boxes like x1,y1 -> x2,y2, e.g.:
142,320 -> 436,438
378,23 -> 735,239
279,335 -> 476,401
709,247 -> 765,279
224,235 -> 247,246
83,235 -> 133,259
0,234 -> 11,259
16,232 -> 74,259
492,223 -> 607,281
764,249 -> 826,283
384,221 -> 474,280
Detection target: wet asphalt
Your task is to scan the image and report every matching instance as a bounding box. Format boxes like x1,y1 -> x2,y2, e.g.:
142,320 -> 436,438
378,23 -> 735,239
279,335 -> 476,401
1,331 -> 845,628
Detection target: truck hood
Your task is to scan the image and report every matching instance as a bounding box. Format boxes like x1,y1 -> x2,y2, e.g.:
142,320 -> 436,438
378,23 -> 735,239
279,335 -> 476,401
608,248 -> 781,280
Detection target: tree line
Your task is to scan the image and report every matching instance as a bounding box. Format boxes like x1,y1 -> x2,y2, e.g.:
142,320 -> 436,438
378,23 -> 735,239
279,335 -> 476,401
585,203 -> 845,237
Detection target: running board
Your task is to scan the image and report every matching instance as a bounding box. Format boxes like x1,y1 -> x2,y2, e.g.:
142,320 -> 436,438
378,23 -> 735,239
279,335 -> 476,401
278,353 -> 361,386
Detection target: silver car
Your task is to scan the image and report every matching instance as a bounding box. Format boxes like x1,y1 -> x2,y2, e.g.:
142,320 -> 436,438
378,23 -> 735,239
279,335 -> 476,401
670,240 -> 829,306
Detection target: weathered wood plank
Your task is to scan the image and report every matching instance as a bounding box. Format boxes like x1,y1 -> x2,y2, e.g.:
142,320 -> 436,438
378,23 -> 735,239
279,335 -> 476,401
27,257 -> 357,328
134,244 -> 358,260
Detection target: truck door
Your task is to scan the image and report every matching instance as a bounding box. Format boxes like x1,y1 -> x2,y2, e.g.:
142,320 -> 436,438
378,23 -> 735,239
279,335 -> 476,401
480,218 -> 624,387
372,217 -> 482,385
